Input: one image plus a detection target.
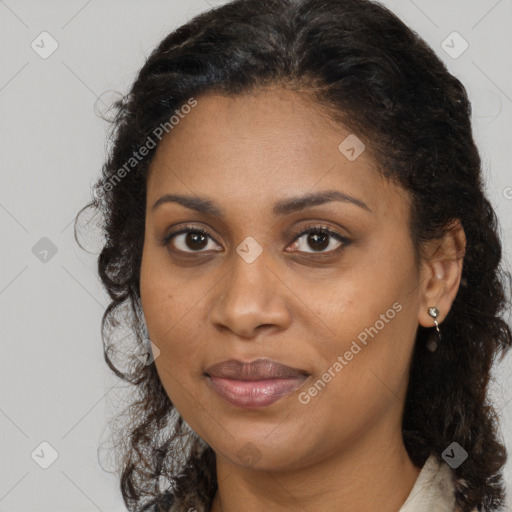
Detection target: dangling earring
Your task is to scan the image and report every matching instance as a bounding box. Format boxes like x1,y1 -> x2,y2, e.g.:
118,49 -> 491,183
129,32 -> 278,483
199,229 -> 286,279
426,306 -> 441,352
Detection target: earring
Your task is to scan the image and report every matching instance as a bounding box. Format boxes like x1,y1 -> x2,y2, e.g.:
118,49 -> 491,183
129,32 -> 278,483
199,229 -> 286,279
426,306 -> 441,352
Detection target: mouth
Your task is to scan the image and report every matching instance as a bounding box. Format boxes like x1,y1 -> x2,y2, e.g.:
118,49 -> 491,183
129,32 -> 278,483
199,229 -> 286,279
204,358 -> 310,409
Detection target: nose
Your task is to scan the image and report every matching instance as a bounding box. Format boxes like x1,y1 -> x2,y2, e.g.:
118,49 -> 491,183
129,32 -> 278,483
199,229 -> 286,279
208,250 -> 292,340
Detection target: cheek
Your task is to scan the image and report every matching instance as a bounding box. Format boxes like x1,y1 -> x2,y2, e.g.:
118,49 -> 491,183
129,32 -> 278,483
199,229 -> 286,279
141,277 -> 208,422
141,244 -> 196,339
296,307 -> 417,452
141,285 -> 204,368
140,251 -> 215,387
309,253 -> 419,404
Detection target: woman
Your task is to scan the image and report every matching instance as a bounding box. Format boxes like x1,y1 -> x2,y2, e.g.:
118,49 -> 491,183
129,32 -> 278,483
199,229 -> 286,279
77,0 -> 511,510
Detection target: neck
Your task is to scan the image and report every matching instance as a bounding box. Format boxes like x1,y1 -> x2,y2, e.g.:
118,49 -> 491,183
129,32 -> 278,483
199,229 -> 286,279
209,423 -> 421,512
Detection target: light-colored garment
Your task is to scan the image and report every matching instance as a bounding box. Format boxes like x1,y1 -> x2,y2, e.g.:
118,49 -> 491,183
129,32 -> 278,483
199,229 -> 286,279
399,454 -> 459,512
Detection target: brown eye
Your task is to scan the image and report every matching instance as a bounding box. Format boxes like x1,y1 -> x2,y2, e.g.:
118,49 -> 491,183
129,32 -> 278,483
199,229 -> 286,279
306,231 -> 330,251
164,227 -> 222,253
287,226 -> 349,254
184,231 -> 208,250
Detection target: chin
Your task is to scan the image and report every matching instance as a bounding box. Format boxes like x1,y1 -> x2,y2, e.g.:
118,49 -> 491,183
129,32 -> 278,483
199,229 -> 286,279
212,434 -> 310,472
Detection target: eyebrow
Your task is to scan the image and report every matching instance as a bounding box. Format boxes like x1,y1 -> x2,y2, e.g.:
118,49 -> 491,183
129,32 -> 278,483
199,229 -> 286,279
151,189 -> 372,216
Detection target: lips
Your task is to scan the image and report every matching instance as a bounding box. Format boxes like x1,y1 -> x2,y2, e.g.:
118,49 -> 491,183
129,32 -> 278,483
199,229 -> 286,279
204,358 -> 310,408
205,358 -> 309,380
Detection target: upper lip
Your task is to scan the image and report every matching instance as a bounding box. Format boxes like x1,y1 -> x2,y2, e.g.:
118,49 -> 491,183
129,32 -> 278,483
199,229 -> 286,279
205,358 -> 309,380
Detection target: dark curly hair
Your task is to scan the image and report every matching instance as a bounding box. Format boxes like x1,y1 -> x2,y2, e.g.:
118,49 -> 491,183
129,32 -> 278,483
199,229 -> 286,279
75,0 -> 512,510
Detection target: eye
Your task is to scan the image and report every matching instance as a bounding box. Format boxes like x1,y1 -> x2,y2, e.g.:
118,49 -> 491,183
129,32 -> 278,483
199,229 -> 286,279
163,225 -> 222,253
162,224 -> 350,256
286,225 -> 350,255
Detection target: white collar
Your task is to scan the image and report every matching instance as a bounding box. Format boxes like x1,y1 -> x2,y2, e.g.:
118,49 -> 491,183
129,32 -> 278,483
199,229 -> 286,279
399,454 -> 458,512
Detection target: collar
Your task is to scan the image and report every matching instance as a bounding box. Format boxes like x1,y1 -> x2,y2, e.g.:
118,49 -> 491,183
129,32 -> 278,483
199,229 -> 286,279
399,454 -> 458,512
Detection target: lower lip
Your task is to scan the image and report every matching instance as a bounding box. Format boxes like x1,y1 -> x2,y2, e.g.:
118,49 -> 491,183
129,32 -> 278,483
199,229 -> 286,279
207,376 -> 308,408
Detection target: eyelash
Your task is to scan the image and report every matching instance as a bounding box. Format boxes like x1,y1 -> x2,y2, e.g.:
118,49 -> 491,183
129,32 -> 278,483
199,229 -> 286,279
288,225 -> 350,256
162,223 -> 350,257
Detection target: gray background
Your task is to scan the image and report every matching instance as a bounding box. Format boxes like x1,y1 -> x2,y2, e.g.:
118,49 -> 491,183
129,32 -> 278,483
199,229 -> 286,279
1,0 -> 511,510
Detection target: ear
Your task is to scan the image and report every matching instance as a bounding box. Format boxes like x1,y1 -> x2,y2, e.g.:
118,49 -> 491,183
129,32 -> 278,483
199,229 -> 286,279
417,219 -> 466,329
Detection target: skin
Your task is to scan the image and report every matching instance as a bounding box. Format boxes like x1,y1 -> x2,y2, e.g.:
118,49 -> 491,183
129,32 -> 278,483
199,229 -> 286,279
140,88 -> 466,512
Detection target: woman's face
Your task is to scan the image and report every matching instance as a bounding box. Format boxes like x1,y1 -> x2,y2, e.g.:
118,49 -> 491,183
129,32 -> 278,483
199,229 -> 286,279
140,88 -> 426,471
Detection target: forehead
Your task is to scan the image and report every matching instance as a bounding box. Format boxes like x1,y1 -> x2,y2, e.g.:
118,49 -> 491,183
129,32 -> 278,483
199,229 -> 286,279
146,89 -> 409,222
